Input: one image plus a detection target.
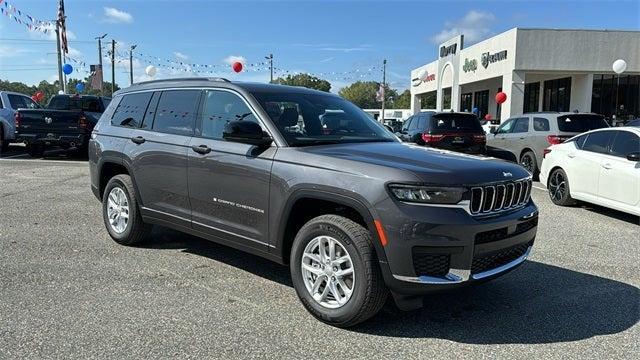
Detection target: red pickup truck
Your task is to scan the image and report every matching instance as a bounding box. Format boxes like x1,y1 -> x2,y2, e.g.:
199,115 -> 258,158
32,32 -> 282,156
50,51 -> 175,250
15,94 -> 110,157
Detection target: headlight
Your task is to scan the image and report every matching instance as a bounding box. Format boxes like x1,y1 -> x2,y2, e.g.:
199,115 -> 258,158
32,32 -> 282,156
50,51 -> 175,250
388,184 -> 465,204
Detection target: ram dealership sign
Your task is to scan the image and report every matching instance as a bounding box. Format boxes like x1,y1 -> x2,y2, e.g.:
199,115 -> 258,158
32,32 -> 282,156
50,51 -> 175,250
463,58 -> 477,73
439,43 -> 457,57
481,50 -> 508,68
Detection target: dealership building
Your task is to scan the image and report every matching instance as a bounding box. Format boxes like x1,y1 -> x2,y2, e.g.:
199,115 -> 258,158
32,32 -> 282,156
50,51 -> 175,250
410,28 -> 640,122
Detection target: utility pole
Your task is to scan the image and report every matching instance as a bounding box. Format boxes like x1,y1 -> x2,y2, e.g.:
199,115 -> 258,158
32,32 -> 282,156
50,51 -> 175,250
129,44 -> 137,85
265,54 -> 273,83
55,21 -> 64,93
380,59 -> 387,123
95,33 -> 107,94
111,39 -> 116,96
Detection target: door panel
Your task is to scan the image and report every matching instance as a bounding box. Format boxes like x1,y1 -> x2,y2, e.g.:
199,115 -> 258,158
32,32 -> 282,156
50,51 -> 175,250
569,131 -> 614,196
598,131 -> 640,207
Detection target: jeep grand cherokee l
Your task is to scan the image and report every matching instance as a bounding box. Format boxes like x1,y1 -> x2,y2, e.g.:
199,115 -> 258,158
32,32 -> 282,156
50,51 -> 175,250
89,78 -> 538,327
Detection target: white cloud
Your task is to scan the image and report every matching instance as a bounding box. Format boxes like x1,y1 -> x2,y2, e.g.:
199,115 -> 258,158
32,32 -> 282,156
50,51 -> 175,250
0,46 -> 34,58
430,10 -> 495,44
174,52 -> 190,61
103,7 -> 134,24
223,55 -> 246,65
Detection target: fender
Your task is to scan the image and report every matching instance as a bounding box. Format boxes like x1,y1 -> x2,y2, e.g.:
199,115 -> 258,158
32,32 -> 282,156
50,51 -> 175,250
97,155 -> 144,207
273,188 -> 389,265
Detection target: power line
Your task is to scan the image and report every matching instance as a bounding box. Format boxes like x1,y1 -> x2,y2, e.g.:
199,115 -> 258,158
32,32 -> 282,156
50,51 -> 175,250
0,38 -> 95,43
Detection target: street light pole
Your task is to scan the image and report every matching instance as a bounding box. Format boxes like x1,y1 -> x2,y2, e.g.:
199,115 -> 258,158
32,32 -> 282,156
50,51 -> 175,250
95,33 -> 107,94
130,45 -> 137,85
265,54 -> 273,83
380,59 -> 387,123
111,39 -> 116,96
55,21 -> 64,93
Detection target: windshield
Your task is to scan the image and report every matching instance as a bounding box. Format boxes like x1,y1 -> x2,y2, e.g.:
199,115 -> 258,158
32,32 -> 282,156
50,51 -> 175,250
48,96 -> 103,112
429,113 -> 483,132
8,94 -> 39,109
557,114 -> 608,132
251,91 -> 397,146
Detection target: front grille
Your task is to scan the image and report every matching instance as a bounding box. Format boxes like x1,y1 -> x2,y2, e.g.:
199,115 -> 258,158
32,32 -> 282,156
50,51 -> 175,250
475,227 -> 508,244
412,249 -> 450,277
471,241 -> 532,274
470,178 -> 532,215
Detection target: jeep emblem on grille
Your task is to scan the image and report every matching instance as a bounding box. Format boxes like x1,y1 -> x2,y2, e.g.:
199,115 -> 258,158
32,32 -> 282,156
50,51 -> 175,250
503,172 -> 513,178
44,117 -> 53,124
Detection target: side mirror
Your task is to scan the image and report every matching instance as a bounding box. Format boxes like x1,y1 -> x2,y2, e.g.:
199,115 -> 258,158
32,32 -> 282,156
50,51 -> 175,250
489,127 -> 497,134
626,152 -> 640,162
223,120 -> 272,147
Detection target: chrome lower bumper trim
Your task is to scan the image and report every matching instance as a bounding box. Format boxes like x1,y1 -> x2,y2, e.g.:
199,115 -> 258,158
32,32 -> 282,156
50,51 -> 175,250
392,246 -> 532,284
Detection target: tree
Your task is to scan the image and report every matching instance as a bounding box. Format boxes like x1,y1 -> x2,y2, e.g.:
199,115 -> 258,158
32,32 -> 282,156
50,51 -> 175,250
274,74 -> 331,92
394,89 -> 411,109
0,78 -> 120,105
338,81 -> 398,109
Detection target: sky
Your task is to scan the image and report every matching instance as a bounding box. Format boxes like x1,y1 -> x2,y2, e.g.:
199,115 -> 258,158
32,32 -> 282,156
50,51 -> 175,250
0,0 -> 638,93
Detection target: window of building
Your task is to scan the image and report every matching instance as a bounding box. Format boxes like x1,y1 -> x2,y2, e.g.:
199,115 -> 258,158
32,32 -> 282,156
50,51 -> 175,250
609,131 -> 640,158
152,90 -> 200,136
442,87 -> 452,109
543,77 -> 572,112
512,118 -> 529,133
533,117 -> 550,131
111,92 -> 153,128
582,131 -> 614,154
461,93 -> 472,112
199,90 -> 257,139
523,82 -> 540,113
591,74 -> 640,121
473,90 -> 489,118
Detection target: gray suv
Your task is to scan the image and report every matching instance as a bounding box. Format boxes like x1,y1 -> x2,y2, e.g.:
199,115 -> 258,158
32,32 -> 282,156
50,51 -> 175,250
89,78 -> 538,327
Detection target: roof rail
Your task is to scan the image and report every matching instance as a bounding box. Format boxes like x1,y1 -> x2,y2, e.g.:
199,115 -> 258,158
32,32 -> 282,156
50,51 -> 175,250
132,77 -> 230,86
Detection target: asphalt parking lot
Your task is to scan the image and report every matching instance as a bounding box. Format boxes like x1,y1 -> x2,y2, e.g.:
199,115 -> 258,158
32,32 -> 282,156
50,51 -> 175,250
1,145 -> 638,359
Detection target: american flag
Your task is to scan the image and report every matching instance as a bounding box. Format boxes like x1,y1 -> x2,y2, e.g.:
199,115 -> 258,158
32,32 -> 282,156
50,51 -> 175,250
57,0 -> 68,54
375,83 -> 385,102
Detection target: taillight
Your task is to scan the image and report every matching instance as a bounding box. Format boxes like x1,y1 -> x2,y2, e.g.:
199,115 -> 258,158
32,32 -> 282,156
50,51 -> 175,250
547,135 -> 568,145
543,147 -> 552,158
473,134 -> 486,143
421,133 -> 444,143
79,114 -> 89,129
14,112 -> 21,130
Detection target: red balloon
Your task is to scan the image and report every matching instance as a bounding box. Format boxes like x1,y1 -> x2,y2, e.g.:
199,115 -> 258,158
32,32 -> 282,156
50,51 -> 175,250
495,91 -> 507,104
484,114 -> 492,120
35,91 -> 44,101
232,62 -> 243,73
31,95 -> 38,102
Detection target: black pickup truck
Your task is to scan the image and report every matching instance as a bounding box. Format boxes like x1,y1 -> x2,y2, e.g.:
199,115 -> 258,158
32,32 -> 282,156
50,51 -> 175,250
15,94 -> 110,157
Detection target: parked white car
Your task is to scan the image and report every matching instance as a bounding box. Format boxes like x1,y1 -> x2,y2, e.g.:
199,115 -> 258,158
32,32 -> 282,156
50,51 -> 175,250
539,127 -> 640,216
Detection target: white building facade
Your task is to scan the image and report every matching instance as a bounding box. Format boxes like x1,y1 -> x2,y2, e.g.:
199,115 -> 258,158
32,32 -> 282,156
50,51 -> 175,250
410,28 -> 640,122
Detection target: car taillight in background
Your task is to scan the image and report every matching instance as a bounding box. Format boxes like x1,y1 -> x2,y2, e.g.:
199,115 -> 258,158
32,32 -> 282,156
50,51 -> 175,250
546,135 -> 570,145
79,114 -> 89,129
421,133 -> 444,143
473,134 -> 486,144
543,147 -> 552,158
14,112 -> 22,131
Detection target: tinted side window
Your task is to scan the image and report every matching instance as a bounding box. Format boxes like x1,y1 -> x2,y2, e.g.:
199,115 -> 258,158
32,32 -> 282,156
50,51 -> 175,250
573,134 -> 588,149
140,92 -> 161,129
496,119 -> 515,134
8,94 -> 38,109
417,116 -> 427,130
152,90 -> 200,136
111,92 -> 153,128
582,131 -> 614,154
199,90 -> 257,140
512,118 -> 529,133
609,131 -> 640,157
402,117 -> 413,131
533,117 -> 550,131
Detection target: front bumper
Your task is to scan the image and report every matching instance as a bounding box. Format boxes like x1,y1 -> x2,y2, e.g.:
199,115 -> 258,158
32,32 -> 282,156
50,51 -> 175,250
376,197 -> 538,295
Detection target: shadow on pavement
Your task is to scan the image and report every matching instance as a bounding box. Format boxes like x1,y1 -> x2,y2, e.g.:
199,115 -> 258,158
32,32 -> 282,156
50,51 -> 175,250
0,144 -> 87,161
143,227 -> 639,344
577,202 -> 640,225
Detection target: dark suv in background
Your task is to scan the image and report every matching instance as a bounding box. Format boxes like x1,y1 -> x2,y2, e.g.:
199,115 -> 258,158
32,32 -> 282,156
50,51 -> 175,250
397,111 -> 486,154
89,78 -> 538,327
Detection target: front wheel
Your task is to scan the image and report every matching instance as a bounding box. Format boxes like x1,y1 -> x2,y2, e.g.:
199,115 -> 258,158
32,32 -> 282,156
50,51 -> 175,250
290,215 -> 387,327
548,168 -> 576,206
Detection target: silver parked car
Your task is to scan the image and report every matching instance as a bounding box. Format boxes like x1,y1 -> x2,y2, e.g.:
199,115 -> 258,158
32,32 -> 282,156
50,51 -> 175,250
487,112 -> 609,175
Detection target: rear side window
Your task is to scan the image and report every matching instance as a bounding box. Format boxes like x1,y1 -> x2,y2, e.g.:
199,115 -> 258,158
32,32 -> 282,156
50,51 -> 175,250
152,90 -> 200,136
572,134 -> 588,149
48,96 -> 102,111
430,113 -> 482,132
401,117 -> 413,131
609,131 -> 640,157
512,118 -> 529,133
111,92 -> 153,128
582,131 -> 614,154
199,90 -> 257,140
8,94 -> 38,109
557,114 -> 608,132
416,116 -> 427,130
533,117 -> 550,131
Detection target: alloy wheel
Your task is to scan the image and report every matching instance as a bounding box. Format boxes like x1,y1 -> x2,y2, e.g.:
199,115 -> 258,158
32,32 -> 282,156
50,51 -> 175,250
521,154 -> 534,173
106,187 -> 130,234
549,170 -> 566,201
301,236 -> 355,309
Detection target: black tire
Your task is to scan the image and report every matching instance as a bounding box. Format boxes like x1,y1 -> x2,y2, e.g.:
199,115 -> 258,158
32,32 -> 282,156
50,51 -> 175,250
520,150 -> 538,176
290,215 -> 387,327
27,143 -> 44,158
102,174 -> 152,245
547,168 -> 577,206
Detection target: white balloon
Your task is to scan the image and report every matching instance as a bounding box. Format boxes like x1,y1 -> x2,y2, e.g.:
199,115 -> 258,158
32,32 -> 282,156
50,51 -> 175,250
612,59 -> 627,74
145,65 -> 157,77
417,69 -> 427,81
58,90 -> 64,95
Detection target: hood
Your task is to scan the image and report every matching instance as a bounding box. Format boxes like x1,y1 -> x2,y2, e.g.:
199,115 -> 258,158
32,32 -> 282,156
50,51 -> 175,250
297,142 -> 530,185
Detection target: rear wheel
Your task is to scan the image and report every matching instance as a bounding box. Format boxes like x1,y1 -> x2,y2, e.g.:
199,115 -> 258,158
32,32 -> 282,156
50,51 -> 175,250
290,215 -> 387,327
102,174 -> 152,245
520,150 -> 538,176
548,168 -> 576,206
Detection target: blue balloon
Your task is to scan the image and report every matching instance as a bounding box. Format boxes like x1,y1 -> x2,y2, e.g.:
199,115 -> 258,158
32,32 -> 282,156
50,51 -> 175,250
75,83 -> 85,92
62,63 -> 73,75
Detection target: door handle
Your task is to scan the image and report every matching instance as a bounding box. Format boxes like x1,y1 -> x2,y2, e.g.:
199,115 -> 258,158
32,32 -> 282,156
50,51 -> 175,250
191,145 -> 212,155
519,137 -> 525,140
130,136 -> 145,144
567,153 -> 576,158
602,163 -> 612,170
